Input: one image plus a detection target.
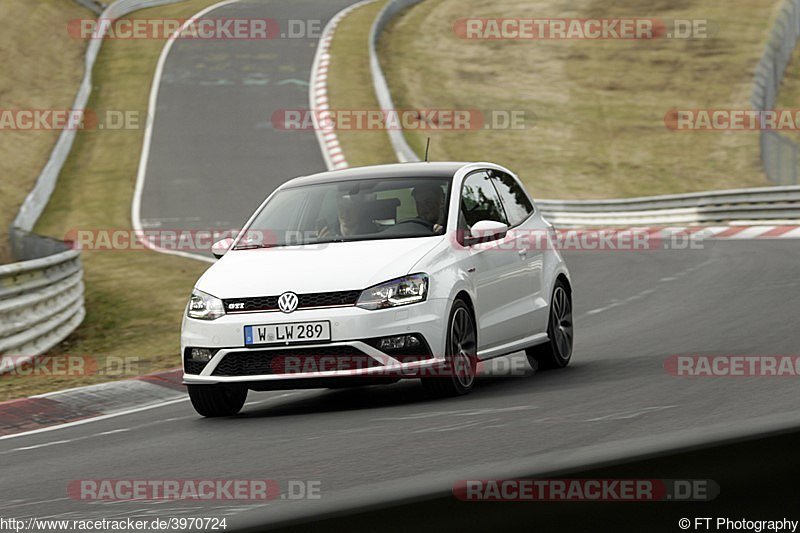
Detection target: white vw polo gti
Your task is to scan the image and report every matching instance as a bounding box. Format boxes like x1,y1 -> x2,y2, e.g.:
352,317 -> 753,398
181,162 -> 573,416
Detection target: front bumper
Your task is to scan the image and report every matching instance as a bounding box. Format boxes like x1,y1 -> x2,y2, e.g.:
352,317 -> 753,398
181,298 -> 450,386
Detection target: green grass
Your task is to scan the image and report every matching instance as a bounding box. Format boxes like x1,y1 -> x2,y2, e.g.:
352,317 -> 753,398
0,0 -> 92,264
333,0 -> 781,199
0,0 -> 226,401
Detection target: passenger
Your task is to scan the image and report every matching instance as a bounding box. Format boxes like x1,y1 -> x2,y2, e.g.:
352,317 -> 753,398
412,183 -> 445,234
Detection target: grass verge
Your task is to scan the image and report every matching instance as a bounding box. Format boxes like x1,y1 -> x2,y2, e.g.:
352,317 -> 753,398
326,0 -> 396,167
0,0 -> 225,401
0,0 -> 91,263
334,0 -> 780,199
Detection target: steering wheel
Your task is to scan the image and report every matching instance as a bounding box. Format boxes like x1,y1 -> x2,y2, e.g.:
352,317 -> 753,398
394,217 -> 434,230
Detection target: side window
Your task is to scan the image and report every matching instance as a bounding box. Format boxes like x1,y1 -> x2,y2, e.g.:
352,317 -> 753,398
459,171 -> 508,230
490,170 -> 534,226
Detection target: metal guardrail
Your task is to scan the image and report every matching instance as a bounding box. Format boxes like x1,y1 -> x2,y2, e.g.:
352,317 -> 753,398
751,0 -> 800,185
0,231 -> 85,367
371,0 -> 800,224
369,0 -> 424,163
2,0 -> 189,373
72,0 -> 106,15
537,185 -> 800,226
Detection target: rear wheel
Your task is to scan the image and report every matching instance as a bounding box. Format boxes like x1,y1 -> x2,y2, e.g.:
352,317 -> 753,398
422,300 -> 477,397
188,385 -> 247,417
526,280 -> 573,370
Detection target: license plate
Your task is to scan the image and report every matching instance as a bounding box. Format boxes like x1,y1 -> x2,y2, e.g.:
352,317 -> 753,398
244,321 -> 331,346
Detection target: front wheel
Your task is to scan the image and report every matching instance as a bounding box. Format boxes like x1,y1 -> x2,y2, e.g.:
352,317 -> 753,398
526,280 -> 573,371
422,300 -> 477,397
188,385 -> 247,417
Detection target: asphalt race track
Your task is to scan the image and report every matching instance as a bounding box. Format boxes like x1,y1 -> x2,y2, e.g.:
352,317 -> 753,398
138,0 -> 353,237
4,0 -> 799,528
2,240 -> 799,527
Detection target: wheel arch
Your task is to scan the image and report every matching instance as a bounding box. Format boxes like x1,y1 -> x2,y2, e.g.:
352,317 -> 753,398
453,289 -> 475,312
452,290 -> 477,344
556,273 -> 572,295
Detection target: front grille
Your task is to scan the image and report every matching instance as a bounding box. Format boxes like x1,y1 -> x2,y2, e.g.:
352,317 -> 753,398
223,290 -> 361,313
212,346 -> 381,376
184,360 -> 208,375
298,291 -> 361,308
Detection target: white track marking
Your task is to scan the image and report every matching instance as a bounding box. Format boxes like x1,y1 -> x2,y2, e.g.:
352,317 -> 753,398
0,390 -> 317,445
726,225 -> 777,239
584,288 -> 656,316
0,397 -> 189,442
131,0 -> 242,264
310,0 -> 377,171
97,428 -> 132,436
133,0 -> 378,262
696,226 -> 731,236
593,225 -> 800,239
582,259 -> 714,317
782,226 -> 800,238
12,439 -> 73,451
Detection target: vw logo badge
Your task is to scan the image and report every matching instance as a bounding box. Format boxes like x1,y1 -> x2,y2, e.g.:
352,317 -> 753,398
278,292 -> 299,313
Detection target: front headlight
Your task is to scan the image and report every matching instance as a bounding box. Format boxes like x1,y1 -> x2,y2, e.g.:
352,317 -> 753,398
187,289 -> 225,320
356,274 -> 428,310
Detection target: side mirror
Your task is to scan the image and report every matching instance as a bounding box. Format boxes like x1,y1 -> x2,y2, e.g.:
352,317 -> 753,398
211,238 -> 234,259
465,220 -> 508,245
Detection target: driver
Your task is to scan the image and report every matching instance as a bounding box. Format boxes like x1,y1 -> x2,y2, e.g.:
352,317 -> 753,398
318,194 -> 376,238
411,183 -> 445,234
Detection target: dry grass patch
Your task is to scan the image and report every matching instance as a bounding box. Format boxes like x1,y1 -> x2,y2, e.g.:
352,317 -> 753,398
1,0 -> 226,401
0,0 -> 91,263
379,0 -> 780,198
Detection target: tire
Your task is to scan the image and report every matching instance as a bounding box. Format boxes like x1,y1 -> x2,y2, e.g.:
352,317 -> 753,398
188,385 -> 248,417
526,280 -> 573,371
422,299 -> 477,397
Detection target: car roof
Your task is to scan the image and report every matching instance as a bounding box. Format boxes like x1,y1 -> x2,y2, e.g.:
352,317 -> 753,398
282,162 -> 475,188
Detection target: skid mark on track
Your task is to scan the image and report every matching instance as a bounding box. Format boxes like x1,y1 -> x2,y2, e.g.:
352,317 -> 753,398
583,405 -> 678,422
372,405 -> 539,421
0,498 -> 71,511
413,420 -> 485,433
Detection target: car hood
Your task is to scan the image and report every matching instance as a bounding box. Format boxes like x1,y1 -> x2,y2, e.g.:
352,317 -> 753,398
196,237 -> 443,298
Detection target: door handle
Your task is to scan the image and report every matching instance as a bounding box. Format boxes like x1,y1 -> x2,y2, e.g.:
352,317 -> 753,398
518,250 -> 527,258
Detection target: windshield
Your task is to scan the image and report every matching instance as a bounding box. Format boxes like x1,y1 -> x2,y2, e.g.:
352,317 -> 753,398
235,177 -> 451,249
